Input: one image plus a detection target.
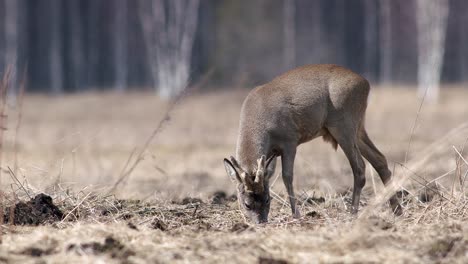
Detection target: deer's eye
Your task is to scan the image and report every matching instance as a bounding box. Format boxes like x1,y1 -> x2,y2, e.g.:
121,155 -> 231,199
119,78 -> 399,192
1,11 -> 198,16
244,202 -> 252,210
265,196 -> 270,204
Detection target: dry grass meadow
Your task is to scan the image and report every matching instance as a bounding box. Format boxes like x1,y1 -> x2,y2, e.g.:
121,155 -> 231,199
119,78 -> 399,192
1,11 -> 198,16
0,86 -> 467,263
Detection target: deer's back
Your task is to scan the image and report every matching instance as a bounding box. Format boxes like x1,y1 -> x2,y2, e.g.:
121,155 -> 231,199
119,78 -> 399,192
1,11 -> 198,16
239,64 -> 369,147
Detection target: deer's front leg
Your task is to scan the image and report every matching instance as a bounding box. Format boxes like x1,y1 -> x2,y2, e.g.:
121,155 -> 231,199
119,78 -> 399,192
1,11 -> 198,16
281,147 -> 300,218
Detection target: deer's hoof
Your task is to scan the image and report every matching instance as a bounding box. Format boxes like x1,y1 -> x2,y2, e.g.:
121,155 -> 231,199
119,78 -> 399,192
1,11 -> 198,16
293,210 -> 301,219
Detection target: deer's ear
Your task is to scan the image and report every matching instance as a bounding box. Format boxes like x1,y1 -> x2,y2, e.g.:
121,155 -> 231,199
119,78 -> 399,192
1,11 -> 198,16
224,158 -> 242,183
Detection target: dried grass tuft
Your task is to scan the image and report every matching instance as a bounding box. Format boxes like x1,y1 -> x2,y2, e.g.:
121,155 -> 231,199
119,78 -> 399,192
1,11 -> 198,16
0,88 -> 467,262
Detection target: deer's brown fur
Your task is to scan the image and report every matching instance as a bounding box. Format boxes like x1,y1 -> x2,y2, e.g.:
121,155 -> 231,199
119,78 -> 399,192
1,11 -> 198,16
224,64 -> 402,223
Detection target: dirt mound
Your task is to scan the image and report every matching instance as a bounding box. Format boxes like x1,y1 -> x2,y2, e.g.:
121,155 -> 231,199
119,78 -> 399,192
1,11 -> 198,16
151,219 -> 168,231
180,197 -> 203,205
230,223 -> 252,233
305,196 -> 325,204
67,236 -> 134,260
211,191 -> 228,204
19,247 -> 55,257
428,236 -> 464,259
4,194 -> 63,225
258,257 -> 289,264
211,191 -> 237,204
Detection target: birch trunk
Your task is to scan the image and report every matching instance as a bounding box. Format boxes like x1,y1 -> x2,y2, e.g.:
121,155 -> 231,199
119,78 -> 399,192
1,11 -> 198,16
140,0 -> 200,99
4,0 -> 18,98
416,0 -> 449,102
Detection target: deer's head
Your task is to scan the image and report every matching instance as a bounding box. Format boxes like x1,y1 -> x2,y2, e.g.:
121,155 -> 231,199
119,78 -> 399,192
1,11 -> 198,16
223,155 -> 276,224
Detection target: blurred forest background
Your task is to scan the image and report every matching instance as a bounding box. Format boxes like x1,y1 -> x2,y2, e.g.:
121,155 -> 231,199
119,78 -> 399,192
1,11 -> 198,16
0,0 -> 465,100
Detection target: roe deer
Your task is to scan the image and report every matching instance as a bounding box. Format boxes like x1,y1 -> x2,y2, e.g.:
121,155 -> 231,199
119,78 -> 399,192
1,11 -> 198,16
223,64 -> 402,224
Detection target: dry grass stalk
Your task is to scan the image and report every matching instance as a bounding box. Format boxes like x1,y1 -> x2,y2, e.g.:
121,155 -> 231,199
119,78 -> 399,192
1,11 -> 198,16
108,100 -> 175,193
0,67 -> 11,243
452,145 -> 468,167
13,69 -> 26,175
404,79 -> 431,164
8,186 -> 17,228
0,88 -> 466,262
401,163 -> 456,203
406,122 -> 468,171
60,191 -> 92,223
360,133 -> 467,220
109,77 -> 199,194
453,141 -> 468,195
7,166 -> 31,199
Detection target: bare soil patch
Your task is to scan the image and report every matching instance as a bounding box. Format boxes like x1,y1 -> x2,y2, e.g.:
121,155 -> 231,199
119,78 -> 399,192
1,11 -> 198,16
67,236 -> 135,260
0,90 -> 467,263
3,193 -> 63,225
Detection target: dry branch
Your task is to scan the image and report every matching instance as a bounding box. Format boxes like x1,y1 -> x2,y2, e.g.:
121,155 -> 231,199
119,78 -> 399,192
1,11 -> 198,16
108,84 -> 190,194
13,68 -> 27,175
0,68 -> 11,243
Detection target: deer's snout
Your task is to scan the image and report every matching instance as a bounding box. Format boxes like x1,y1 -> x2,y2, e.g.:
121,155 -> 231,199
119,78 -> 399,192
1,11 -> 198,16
250,212 -> 269,224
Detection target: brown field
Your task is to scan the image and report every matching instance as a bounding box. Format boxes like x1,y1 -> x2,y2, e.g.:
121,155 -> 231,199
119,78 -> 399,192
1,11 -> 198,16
1,87 -> 467,263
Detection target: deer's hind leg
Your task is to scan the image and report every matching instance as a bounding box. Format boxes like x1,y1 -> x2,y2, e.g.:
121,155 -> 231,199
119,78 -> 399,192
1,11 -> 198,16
358,129 -> 403,215
327,121 -> 366,214
281,146 -> 300,218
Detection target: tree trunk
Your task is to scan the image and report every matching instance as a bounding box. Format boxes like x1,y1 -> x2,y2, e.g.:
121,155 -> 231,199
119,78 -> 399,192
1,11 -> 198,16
50,0 -> 63,94
283,0 -> 295,71
459,2 -> 468,82
68,0 -> 85,91
332,0 -> 345,66
295,0 -> 322,66
140,0 -> 200,98
86,0 -> 100,89
311,0 -> 323,63
416,0 -> 449,102
4,0 -> 18,98
114,0 -> 128,92
363,0 -> 378,81
379,0 -> 392,84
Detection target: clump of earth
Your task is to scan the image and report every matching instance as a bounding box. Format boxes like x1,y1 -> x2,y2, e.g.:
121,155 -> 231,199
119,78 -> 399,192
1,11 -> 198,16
3,193 -> 63,225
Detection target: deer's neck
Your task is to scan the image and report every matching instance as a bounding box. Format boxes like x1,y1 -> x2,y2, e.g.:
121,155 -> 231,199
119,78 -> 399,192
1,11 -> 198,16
236,133 -> 270,173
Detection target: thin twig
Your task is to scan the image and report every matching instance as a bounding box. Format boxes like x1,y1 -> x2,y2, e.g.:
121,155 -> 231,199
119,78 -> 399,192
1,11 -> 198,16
0,67 -> 11,243
9,185 -> 17,227
452,139 -> 467,195
111,147 -> 137,190
13,68 -> 27,175
452,145 -> 468,166
60,192 -> 92,223
109,83 -> 194,194
406,122 -> 468,171
370,167 -> 377,196
270,189 -> 289,208
396,162 -> 457,205
404,82 -> 430,164
7,166 -> 31,199
421,168 -> 456,188
415,204 -> 431,224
